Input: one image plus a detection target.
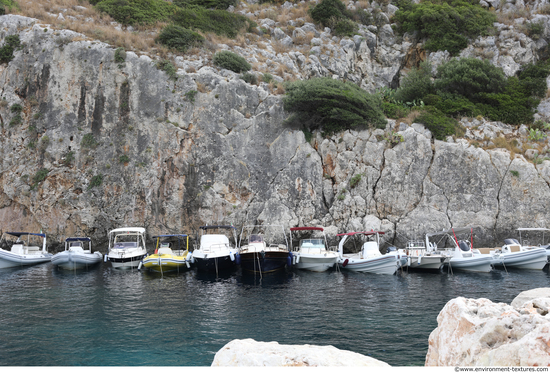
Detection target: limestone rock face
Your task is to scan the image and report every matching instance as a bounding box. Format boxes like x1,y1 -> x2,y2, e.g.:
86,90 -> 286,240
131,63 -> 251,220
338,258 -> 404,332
425,289 -> 550,366
1,15 -> 550,249
211,339 -> 391,366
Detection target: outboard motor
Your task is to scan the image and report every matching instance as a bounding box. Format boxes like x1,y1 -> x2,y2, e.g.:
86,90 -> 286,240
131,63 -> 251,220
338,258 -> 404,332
458,240 -> 470,252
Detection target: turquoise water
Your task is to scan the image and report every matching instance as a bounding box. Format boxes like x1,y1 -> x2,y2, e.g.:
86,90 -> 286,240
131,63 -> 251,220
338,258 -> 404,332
0,262 -> 549,366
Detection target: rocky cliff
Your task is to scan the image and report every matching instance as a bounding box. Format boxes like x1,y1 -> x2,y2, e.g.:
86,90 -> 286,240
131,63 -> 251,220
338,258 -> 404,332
1,14 -> 550,249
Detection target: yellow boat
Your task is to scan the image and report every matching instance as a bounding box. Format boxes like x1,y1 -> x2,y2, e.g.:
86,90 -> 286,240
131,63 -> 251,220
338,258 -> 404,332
140,234 -> 192,273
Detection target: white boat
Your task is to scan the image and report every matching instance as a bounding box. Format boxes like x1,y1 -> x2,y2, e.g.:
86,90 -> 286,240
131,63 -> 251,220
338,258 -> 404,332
192,225 -> 238,274
237,225 -> 291,274
105,227 -> 147,269
51,237 -> 102,270
516,228 -> 550,264
0,231 -> 52,268
336,230 -> 404,275
427,228 -> 492,273
290,227 -> 338,272
491,237 -> 548,270
397,240 -> 447,271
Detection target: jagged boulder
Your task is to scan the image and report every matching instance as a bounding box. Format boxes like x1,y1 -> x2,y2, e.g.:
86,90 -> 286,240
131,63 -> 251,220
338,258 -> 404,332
211,339 -> 391,366
425,288 -> 550,366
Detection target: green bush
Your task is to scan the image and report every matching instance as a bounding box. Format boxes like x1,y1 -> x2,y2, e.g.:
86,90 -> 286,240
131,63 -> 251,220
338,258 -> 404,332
88,174 -> 103,189
10,103 -> 22,113
156,24 -> 205,53
333,18 -> 358,36
31,168 -> 49,189
262,73 -> 274,83
381,101 -> 410,119
415,106 -> 459,140
395,62 -> 434,103
213,50 -> 251,73
309,0 -> 350,28
524,21 -> 544,40
283,77 -> 387,134
516,62 -> 550,98
0,34 -> 21,64
119,155 -> 130,163
185,90 -> 197,103
393,0 -> 496,55
433,93 -> 480,117
114,47 -> 126,63
434,58 -> 507,102
156,59 -> 178,81
9,114 -> 22,126
240,72 -> 257,84
95,0 -> 177,25
81,133 -> 99,149
475,77 -> 539,125
172,6 -> 256,38
174,0 -> 237,10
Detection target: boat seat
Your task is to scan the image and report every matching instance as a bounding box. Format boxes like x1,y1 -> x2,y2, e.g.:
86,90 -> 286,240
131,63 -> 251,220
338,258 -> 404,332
11,244 -> 25,254
508,244 -> 521,253
26,246 -> 41,252
158,248 -> 173,255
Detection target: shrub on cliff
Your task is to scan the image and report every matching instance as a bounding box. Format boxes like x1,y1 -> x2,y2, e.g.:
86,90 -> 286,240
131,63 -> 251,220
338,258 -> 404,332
172,6 -> 256,38
174,0 -> 237,10
415,106 -> 459,140
156,25 -> 205,53
393,0 -> 496,55
95,0 -> 176,25
394,61 -> 434,103
0,34 -> 20,64
309,0 -> 350,27
213,50 -> 251,73
283,77 -> 387,134
434,58 -> 507,101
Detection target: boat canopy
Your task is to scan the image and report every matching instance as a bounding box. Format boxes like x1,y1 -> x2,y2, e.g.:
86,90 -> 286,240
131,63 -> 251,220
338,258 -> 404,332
199,225 -> 235,230
6,232 -> 46,238
109,227 -> 146,234
65,237 -> 91,242
152,234 -> 188,238
336,231 -> 385,237
290,227 -> 324,231
426,227 -> 473,237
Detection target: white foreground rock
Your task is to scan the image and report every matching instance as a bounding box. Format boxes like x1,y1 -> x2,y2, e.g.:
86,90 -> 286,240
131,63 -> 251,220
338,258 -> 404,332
425,288 -> 550,366
211,339 -> 391,366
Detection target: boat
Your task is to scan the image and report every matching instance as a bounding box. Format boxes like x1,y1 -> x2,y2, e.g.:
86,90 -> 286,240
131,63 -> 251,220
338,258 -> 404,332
397,239 -> 447,271
490,236 -> 547,270
51,237 -> 102,270
516,228 -> 550,264
427,228 -> 492,273
192,225 -> 238,274
290,227 -> 338,272
105,227 -> 147,269
336,230 -> 404,275
237,225 -> 291,274
0,231 -> 52,268
140,234 -> 192,273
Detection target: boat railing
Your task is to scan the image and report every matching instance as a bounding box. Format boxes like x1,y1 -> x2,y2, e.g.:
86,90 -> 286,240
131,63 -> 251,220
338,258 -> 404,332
201,243 -> 230,253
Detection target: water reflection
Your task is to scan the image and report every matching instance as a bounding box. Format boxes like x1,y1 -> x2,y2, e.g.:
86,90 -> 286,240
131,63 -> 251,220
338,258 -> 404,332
0,263 -> 548,366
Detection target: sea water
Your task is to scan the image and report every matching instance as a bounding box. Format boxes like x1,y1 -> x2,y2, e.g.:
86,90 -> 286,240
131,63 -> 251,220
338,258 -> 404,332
0,262 -> 548,366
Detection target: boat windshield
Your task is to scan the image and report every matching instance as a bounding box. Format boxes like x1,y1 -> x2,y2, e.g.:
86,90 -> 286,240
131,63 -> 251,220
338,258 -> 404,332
504,238 -> 520,245
249,234 -> 264,243
300,238 -> 325,249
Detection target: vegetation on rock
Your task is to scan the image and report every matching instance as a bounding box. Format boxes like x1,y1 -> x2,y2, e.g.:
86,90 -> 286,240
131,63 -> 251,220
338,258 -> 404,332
393,0 -> 496,56
213,50 -> 251,73
156,24 -> 205,53
0,34 -> 20,64
384,58 -> 550,136
283,77 -> 387,134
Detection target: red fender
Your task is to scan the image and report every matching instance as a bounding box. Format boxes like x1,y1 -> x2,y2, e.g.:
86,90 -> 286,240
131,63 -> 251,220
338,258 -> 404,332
343,259 -> 349,267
